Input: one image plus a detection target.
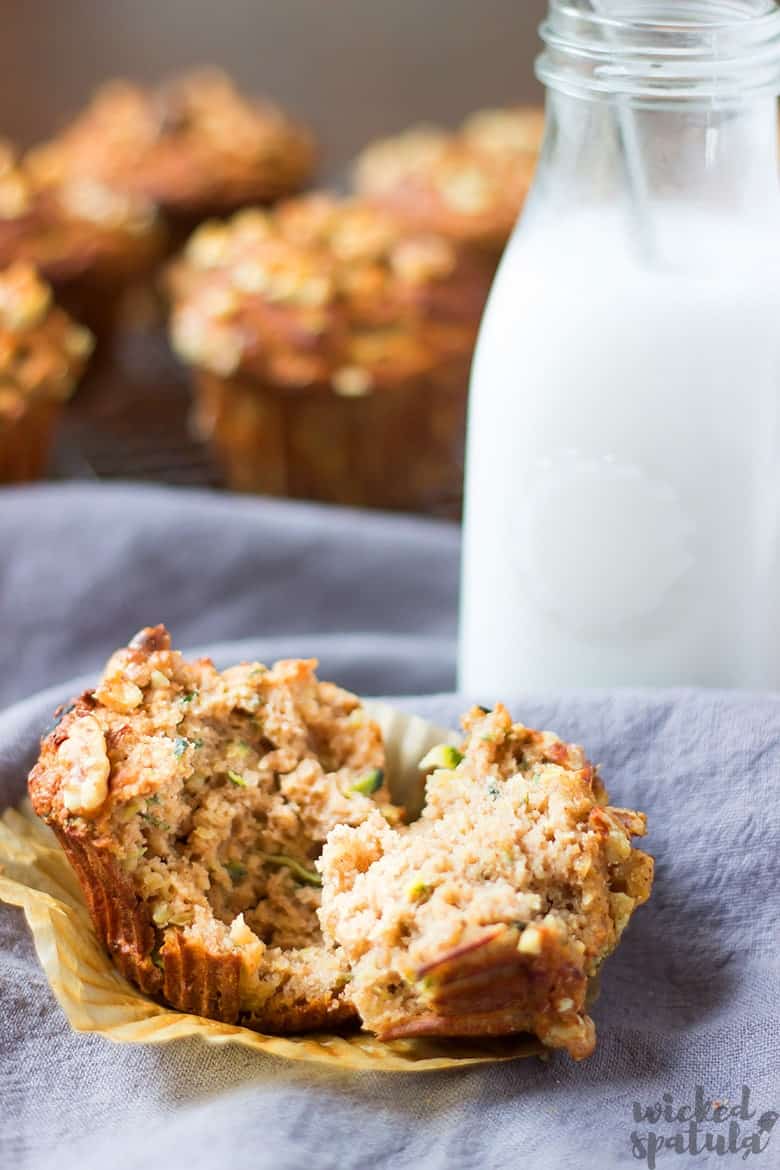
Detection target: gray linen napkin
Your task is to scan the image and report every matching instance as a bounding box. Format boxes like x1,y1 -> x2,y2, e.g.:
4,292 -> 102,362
1,484 -> 778,1170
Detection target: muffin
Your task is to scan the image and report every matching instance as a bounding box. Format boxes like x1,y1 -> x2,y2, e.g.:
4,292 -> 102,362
167,194 -> 492,515
27,625 -> 402,1032
354,107 -> 545,261
27,70 -> 316,241
0,262 -> 93,482
319,704 -> 653,1060
0,141 -> 165,342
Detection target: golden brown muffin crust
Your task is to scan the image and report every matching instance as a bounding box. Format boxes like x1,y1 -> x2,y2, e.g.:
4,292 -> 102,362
168,194 -> 490,391
354,107 -> 545,251
0,262 -> 92,423
26,70 -> 316,216
0,140 -> 163,285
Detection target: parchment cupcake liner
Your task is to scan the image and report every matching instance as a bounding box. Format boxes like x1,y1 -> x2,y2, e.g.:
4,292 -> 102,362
191,367 -> 469,519
0,399 -> 62,484
0,701 -> 545,1072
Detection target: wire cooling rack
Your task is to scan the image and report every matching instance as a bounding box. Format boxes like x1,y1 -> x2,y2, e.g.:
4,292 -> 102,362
50,326 -> 223,487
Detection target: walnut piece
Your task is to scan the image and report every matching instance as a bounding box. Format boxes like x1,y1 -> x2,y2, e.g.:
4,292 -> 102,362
59,714 -> 111,816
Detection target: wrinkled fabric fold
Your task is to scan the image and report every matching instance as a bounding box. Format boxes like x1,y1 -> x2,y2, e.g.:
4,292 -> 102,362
0,484 -> 778,1170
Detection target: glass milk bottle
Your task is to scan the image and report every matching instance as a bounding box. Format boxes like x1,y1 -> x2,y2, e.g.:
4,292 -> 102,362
459,0 -> 780,693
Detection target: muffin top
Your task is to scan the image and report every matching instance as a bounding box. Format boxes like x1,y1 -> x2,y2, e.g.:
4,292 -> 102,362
168,193 -> 491,390
354,107 -> 545,251
0,262 -> 93,420
0,140 -> 163,281
26,70 -> 316,216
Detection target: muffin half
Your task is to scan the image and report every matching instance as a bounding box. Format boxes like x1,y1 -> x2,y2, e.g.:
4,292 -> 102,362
318,704 -> 653,1059
28,626 -> 401,1032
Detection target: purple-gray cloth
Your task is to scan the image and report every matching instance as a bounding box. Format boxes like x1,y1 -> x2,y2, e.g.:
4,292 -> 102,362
1,483 -> 778,1170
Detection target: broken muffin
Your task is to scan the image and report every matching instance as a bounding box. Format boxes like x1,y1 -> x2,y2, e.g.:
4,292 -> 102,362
318,704 -> 653,1060
28,625 -> 401,1032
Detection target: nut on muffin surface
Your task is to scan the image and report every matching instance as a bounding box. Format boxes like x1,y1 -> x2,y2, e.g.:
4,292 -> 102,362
26,70 -> 316,217
318,704 -> 653,1060
28,625 -> 401,1032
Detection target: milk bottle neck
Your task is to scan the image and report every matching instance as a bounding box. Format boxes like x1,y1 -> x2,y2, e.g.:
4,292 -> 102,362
530,1 -> 780,234
528,90 -> 780,231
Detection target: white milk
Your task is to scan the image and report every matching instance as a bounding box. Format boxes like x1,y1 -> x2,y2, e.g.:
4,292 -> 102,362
459,204 -> 780,693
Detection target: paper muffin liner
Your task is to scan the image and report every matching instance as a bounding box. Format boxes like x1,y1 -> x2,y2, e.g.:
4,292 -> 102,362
0,398 -> 62,484
0,701 -> 546,1072
191,368 -> 468,520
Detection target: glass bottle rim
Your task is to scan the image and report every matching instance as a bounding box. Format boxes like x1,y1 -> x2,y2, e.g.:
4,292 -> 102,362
537,0 -> 780,101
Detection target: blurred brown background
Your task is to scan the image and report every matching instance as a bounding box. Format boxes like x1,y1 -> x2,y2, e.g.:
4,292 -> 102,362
0,0 -> 548,175
0,0 -> 549,489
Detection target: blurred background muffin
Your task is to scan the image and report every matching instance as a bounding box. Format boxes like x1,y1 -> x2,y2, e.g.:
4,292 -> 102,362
353,108 -> 545,265
167,194 -> 492,516
0,1 -> 551,502
0,142 -> 164,345
26,69 -> 317,244
0,261 -> 92,482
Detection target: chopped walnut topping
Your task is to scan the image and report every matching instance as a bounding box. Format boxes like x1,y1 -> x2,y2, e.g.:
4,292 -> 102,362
0,175 -> 30,219
331,366 -> 373,398
609,892 -> 636,938
354,106 -> 544,248
59,714 -> 111,817
391,236 -> 455,284
0,263 -> 92,409
232,260 -> 270,294
354,126 -> 449,189
517,924 -> 544,955
0,266 -> 51,331
94,676 -> 144,714
168,194 -> 475,385
461,107 -> 546,155
170,305 -> 242,377
185,223 -> 232,270
58,178 -> 156,233
437,167 -> 491,214
199,285 -> 239,321
24,69 -> 316,213
64,325 -> 95,359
